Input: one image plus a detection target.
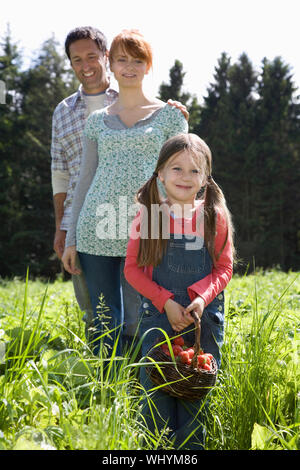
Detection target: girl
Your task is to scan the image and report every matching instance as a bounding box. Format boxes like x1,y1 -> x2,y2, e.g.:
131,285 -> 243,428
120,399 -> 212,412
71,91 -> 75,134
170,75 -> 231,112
124,133 -> 234,449
62,30 -> 188,355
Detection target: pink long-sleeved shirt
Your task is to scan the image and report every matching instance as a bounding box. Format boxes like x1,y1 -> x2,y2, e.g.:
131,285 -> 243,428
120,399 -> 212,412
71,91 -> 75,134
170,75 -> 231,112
124,201 -> 233,313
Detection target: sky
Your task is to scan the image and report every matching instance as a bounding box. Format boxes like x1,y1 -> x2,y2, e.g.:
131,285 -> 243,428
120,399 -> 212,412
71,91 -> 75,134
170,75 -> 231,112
1,0 -> 300,103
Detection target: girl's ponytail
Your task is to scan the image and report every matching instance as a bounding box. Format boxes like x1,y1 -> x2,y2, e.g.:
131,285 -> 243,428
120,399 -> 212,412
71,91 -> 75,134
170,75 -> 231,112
204,177 -> 235,266
135,133 -> 193,267
136,172 -> 167,266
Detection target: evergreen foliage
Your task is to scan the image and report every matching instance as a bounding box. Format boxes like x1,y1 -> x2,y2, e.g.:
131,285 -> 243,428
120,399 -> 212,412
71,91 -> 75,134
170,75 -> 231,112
158,59 -> 201,133
0,30 -> 78,278
197,53 -> 300,271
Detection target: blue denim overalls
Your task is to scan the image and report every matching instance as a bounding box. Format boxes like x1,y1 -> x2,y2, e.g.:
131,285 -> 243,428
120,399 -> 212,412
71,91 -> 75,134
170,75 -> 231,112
138,232 -> 224,450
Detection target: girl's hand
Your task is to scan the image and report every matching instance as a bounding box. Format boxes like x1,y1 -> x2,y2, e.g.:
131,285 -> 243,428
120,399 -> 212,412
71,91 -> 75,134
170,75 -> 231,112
164,298 -> 194,332
62,246 -> 81,275
184,296 -> 205,319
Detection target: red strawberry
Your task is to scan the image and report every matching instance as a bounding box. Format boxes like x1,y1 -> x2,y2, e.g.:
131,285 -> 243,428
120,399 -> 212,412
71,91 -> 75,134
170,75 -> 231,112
172,345 -> 183,356
179,351 -> 190,364
204,355 -> 211,365
161,344 -> 171,356
205,353 -> 213,360
197,354 -> 207,366
185,348 -> 195,359
173,336 -> 184,346
202,363 -> 212,371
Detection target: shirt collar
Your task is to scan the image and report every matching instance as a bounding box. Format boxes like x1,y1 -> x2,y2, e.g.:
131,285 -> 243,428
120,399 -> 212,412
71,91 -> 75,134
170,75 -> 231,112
70,84 -> 118,109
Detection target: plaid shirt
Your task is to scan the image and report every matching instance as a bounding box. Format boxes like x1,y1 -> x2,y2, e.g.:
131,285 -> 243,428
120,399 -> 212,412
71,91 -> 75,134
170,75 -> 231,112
51,85 -> 118,231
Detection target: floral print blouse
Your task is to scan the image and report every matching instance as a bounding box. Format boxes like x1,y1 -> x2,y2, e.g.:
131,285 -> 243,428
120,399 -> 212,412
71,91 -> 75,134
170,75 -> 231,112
75,104 -> 188,257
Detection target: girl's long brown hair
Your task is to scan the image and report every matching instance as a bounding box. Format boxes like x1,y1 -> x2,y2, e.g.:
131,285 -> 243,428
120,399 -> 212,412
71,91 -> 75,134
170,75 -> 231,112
136,133 -> 235,267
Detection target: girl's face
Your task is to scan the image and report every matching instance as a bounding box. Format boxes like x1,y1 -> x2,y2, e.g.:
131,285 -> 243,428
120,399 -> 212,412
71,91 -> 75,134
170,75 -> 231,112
158,150 -> 205,208
110,46 -> 150,87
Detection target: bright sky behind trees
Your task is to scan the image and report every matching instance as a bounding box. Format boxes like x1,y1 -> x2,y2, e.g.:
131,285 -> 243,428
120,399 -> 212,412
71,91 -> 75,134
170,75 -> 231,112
1,0 -> 299,102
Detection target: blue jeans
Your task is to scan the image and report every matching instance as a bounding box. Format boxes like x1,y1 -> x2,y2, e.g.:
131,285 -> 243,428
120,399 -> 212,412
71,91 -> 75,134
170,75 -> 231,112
78,252 -> 140,356
138,234 -> 225,449
72,254 -> 93,338
139,366 -> 207,450
139,311 -> 219,450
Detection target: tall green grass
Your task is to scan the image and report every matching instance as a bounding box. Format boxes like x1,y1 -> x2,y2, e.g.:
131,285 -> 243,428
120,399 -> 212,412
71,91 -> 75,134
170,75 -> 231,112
0,272 -> 168,450
0,269 -> 299,450
205,270 -> 299,450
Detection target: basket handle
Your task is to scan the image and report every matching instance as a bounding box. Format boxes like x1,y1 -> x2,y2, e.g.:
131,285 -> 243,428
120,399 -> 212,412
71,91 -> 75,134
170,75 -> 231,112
190,310 -> 202,368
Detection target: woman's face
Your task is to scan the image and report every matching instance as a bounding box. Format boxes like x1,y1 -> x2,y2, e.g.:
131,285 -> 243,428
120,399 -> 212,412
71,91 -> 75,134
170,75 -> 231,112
110,46 -> 150,88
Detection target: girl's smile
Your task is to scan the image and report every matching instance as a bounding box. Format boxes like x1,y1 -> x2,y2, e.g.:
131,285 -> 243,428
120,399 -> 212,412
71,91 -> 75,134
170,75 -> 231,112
175,184 -> 193,189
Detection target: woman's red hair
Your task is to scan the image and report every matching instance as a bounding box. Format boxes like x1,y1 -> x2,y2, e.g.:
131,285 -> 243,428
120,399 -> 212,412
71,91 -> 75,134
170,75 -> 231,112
109,29 -> 153,69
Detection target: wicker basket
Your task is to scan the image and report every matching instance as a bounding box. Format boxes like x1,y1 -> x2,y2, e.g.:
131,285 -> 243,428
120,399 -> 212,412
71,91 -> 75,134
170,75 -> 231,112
145,311 -> 218,401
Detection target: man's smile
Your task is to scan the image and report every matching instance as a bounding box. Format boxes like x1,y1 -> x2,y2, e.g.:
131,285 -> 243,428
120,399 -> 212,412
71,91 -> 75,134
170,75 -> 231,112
82,71 -> 95,77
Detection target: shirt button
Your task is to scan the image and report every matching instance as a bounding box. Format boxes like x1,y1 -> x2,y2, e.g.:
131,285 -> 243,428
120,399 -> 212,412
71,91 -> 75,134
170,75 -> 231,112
143,302 -> 149,308
218,305 -> 223,311
218,294 -> 223,300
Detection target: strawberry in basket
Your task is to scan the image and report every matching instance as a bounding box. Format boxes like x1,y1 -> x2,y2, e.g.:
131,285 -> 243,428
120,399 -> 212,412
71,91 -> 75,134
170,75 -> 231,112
149,312 -> 218,400
160,334 -> 214,371
161,342 -> 183,357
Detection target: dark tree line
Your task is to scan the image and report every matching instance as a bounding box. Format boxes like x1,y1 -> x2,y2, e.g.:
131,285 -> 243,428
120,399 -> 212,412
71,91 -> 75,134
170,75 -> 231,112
0,29 -> 299,279
0,28 -> 77,279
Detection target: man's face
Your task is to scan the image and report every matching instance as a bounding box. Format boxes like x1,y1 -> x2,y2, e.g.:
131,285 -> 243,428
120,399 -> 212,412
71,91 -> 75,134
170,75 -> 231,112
69,38 -> 108,94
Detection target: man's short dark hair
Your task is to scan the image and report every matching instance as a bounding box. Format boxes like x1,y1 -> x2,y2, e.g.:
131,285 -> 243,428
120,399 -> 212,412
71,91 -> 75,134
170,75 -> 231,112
65,26 -> 107,60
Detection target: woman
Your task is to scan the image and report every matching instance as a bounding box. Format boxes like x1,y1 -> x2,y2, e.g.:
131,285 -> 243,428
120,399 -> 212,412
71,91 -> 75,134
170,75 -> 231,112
62,29 -> 188,355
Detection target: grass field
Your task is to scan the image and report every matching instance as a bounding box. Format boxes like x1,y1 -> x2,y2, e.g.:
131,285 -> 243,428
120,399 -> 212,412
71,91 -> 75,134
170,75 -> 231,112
0,269 -> 299,450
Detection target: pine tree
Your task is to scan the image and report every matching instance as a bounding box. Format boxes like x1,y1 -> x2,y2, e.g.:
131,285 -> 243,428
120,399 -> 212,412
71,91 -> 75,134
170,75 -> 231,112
226,53 -> 257,257
199,52 -> 300,271
196,52 -> 232,163
254,56 -> 300,269
0,25 -> 26,276
158,59 -> 201,133
0,32 -> 78,278
198,53 -> 257,270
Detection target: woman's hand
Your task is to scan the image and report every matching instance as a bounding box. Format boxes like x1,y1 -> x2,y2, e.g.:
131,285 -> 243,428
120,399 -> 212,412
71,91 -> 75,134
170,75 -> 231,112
62,245 -> 81,275
164,298 -> 194,331
184,296 -> 205,319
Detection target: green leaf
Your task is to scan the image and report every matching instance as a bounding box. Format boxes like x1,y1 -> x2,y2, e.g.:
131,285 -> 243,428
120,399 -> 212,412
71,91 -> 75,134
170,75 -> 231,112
251,423 -> 273,449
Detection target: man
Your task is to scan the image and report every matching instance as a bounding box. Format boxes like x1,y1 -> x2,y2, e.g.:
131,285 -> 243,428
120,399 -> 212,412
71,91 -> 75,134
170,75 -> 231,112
51,26 -> 189,349
51,26 -> 121,343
